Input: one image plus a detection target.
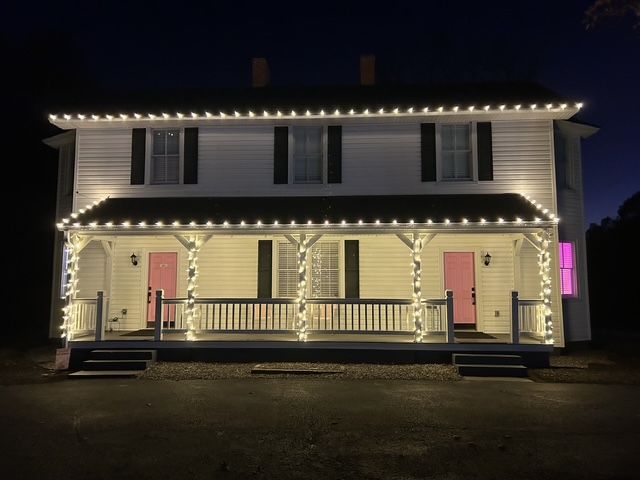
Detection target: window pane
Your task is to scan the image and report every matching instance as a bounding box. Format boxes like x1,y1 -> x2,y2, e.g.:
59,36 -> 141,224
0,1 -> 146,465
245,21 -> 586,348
306,157 -> 322,181
305,127 -> 322,154
454,151 -> 471,178
152,130 -> 165,155
441,125 -> 454,150
277,242 -> 298,297
311,242 -> 339,298
166,130 -> 180,154
561,269 -> 574,296
294,156 -> 306,182
165,155 -> 179,183
455,124 -> 470,150
293,129 -> 306,155
442,152 -> 455,178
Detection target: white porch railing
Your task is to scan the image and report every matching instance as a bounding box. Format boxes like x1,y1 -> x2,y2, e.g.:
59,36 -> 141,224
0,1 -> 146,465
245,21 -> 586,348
511,291 -> 546,343
154,291 -> 454,341
70,291 -> 108,341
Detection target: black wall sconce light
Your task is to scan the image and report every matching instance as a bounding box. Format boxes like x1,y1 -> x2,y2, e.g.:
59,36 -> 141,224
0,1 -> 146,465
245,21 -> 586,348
483,252 -> 492,266
130,253 -> 139,266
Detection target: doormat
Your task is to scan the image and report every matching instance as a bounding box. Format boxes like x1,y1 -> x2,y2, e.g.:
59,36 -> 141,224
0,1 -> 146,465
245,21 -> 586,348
454,331 -> 497,339
120,329 -> 155,337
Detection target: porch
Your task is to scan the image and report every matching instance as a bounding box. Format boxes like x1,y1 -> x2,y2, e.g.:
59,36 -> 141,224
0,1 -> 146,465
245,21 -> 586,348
59,194 -> 561,348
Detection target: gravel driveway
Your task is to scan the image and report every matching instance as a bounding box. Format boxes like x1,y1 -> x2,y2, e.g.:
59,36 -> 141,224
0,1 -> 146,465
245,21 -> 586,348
142,361 -> 461,381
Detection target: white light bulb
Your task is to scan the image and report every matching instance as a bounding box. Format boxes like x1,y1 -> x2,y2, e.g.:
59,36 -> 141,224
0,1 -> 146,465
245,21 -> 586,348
91,115 -> 99,120
162,113 -> 169,119
378,108 -> 384,114
453,106 -> 459,112
78,114 -> 85,120
263,111 -> 269,117
393,107 -> 399,114
334,109 -> 340,115
514,104 -> 521,110
106,114 -> 114,120
234,111 -> 240,117
438,106 -> 444,112
468,106 -> 474,111
248,111 -> 255,117
291,110 -> 296,116
134,113 -> 141,119
305,110 -> 311,116
277,110 -> 282,117
408,107 -> 414,113
218,112 -> 225,118
423,107 -> 429,112
176,112 -> 184,118
530,104 -> 537,110
324,220 -> 329,225
320,109 -> 325,116
576,102 -> 583,109
364,109 -> 369,115
349,109 -> 354,115
483,105 -> 490,111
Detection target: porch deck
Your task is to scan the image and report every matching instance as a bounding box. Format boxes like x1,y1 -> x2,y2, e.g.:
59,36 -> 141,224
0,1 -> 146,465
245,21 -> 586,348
72,330 -> 544,345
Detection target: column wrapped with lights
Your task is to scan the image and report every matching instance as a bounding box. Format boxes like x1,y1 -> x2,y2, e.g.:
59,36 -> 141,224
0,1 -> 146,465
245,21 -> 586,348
411,236 -> 424,342
537,229 -> 554,343
185,235 -> 200,341
61,235 -> 81,346
296,234 -> 309,341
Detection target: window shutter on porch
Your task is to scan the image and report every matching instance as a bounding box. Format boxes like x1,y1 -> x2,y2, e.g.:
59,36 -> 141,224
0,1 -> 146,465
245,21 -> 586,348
130,128 -> 146,184
183,127 -> 199,184
327,125 -> 342,183
273,126 -> 289,184
420,123 -> 436,182
477,122 -> 494,181
257,240 -> 273,298
344,240 -> 360,298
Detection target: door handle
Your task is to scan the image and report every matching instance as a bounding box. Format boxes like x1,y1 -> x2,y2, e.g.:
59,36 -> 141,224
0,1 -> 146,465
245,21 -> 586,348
471,287 -> 476,305
148,286 -> 152,304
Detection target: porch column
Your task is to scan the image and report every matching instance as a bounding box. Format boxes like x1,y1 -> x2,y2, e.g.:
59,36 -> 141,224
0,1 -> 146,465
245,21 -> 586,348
285,233 -> 322,341
60,233 -> 91,346
175,234 -> 212,340
411,235 -> 424,342
396,233 -> 435,343
538,229 -> 554,343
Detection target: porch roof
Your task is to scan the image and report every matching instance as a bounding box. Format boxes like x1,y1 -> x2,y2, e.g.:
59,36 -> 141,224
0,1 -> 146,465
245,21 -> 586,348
60,193 -> 556,231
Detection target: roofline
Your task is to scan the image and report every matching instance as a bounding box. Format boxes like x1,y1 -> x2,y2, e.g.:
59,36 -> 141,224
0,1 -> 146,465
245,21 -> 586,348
555,119 -> 599,138
57,221 -> 557,236
49,103 -> 582,129
42,130 -> 76,148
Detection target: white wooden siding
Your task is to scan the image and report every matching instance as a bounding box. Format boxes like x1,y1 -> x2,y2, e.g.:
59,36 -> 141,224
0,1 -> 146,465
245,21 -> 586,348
556,127 -> 591,342
198,237 -> 258,298
76,241 -> 106,299
74,121 -> 556,211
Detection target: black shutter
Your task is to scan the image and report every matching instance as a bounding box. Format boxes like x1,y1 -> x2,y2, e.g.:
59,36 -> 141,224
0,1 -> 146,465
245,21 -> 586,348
257,240 -> 273,298
130,128 -> 146,184
421,123 -> 436,182
344,240 -> 360,298
184,127 -> 198,184
327,125 -> 342,183
477,122 -> 493,181
273,126 -> 288,184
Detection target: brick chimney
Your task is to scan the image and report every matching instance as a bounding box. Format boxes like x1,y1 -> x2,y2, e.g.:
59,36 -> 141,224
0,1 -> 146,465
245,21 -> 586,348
360,54 -> 375,86
252,58 -> 270,87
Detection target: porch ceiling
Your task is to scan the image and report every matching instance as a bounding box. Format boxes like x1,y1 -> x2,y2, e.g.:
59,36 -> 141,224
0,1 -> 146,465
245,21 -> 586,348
60,193 -> 556,234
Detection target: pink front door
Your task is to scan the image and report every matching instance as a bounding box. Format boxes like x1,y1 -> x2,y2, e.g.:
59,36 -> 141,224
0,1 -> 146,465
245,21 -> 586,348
444,252 -> 476,326
148,252 -> 177,322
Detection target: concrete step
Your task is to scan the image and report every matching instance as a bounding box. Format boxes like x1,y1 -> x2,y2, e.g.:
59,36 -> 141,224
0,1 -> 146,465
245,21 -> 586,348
82,359 -> 150,371
457,364 -> 528,378
90,349 -> 157,361
68,370 -> 143,379
453,353 -> 523,366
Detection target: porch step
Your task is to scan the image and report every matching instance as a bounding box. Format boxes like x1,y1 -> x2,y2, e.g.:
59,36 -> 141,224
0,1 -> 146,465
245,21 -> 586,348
456,364 -> 528,378
452,354 -> 523,366
82,359 -> 150,371
90,349 -> 157,361
453,353 -> 528,378
68,370 -> 143,378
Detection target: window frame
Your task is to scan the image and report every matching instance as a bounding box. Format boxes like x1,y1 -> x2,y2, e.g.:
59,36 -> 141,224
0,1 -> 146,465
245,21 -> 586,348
145,128 -> 184,185
559,241 -> 579,298
435,122 -> 478,182
274,239 -> 342,298
288,125 -> 328,184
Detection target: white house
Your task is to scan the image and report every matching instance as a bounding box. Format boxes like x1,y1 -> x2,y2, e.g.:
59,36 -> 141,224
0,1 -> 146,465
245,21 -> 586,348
45,58 -> 595,359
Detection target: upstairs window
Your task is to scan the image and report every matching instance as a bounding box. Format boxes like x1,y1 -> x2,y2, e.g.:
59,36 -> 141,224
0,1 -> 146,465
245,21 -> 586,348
441,124 -> 472,180
559,241 -> 578,297
151,129 -> 180,184
293,126 -> 323,183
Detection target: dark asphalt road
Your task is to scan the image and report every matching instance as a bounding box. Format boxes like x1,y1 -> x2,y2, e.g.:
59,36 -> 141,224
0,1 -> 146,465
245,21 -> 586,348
1,378 -> 639,479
